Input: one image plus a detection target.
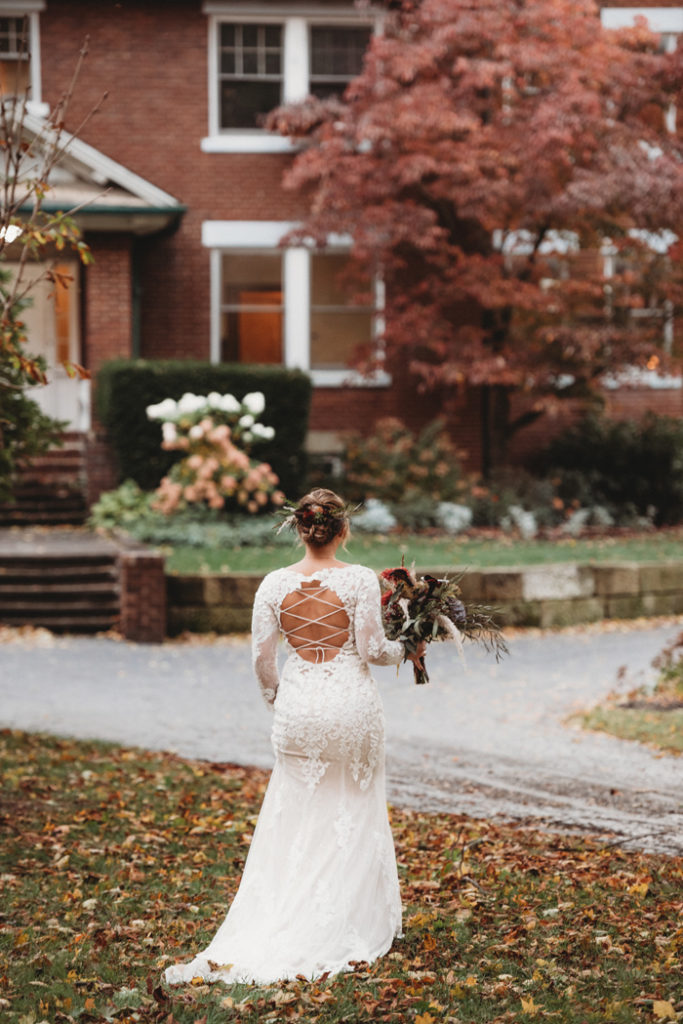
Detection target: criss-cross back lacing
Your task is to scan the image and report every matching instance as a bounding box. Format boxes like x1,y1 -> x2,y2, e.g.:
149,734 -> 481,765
280,582 -> 350,663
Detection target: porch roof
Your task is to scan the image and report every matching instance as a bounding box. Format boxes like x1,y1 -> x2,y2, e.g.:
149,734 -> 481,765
19,111 -> 186,236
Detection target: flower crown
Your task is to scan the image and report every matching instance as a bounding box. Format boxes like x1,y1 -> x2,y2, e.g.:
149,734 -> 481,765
275,499 -> 358,535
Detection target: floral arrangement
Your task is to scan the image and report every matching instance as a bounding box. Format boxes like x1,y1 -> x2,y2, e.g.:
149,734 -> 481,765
380,565 -> 508,685
146,391 -> 286,515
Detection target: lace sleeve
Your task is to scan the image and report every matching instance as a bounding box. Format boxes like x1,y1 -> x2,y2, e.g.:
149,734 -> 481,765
354,567 -> 404,667
251,576 -> 280,708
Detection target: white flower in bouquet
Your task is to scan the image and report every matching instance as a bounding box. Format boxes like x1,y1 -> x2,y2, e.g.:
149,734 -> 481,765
242,391 -> 265,416
219,393 -> 241,414
207,391 -> 224,409
239,413 -> 255,428
161,421 -> 177,443
189,423 -> 205,440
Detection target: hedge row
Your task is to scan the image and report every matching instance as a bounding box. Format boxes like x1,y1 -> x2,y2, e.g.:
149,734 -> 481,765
96,360 -> 312,498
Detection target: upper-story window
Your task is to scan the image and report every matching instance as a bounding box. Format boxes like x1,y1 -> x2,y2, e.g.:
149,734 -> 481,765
0,16 -> 29,96
309,26 -> 372,101
202,5 -> 378,152
219,23 -> 283,130
0,1 -> 45,112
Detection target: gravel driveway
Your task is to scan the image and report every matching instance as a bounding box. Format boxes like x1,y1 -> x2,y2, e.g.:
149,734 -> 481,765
1,620 -> 681,855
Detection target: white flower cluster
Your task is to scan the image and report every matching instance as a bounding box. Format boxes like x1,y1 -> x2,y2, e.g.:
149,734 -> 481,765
146,390 -> 275,443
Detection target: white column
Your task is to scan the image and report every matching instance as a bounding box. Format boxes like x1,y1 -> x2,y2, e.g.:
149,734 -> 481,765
209,249 -> 222,363
283,17 -> 309,103
284,247 -> 310,370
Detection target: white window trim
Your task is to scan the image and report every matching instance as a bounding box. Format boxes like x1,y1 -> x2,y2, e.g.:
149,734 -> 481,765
600,7 -> 683,33
201,4 -> 380,153
0,1 -> 48,117
203,220 -> 390,387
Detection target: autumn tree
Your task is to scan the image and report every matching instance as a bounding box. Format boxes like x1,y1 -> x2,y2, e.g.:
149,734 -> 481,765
271,0 -> 683,470
0,35 -> 99,500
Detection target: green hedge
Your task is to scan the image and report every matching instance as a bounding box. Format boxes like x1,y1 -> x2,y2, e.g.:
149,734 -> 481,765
96,360 -> 312,497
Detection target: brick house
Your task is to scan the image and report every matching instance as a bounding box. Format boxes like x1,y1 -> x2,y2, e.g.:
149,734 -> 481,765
4,0 -> 683,497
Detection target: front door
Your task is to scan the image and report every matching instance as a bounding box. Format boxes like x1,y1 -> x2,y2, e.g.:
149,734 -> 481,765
7,260 -> 89,430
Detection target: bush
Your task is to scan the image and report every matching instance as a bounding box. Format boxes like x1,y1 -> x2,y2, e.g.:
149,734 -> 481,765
89,482 -> 293,549
96,360 -> 312,498
467,468 -> 560,529
539,413 -> 683,526
343,418 -> 463,504
0,362 -> 66,502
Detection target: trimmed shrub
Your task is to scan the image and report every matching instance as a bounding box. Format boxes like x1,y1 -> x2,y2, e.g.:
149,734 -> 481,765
539,413 -> 683,526
343,417 -> 463,504
96,360 -> 312,497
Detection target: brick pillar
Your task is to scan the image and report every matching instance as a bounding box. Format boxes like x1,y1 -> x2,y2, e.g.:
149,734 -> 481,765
119,549 -> 167,643
84,234 -> 134,375
83,429 -> 120,508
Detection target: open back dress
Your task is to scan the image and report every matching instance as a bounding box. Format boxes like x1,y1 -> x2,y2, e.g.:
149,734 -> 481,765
164,563 -> 404,986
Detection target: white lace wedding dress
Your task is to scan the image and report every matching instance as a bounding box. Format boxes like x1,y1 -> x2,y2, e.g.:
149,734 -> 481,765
164,563 -> 404,987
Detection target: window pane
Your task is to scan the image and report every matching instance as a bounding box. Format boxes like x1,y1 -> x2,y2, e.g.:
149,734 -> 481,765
0,58 -> 29,96
220,23 -> 235,47
221,79 -> 282,129
222,252 -> 281,298
242,48 -> 258,75
310,311 -> 373,369
265,51 -> 280,75
265,25 -> 281,48
220,51 -> 235,75
221,310 -> 283,364
242,24 -> 258,48
312,253 -> 371,307
311,26 -> 370,78
221,252 -> 283,364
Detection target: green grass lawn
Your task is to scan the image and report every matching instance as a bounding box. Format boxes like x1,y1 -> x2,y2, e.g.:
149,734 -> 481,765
165,528 -> 683,575
1,730 -> 680,1024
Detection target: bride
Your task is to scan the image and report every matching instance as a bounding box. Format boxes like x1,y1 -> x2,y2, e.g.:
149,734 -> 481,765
164,489 -> 425,987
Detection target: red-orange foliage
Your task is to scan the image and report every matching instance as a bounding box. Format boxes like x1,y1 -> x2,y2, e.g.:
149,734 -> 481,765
271,0 -> 683,451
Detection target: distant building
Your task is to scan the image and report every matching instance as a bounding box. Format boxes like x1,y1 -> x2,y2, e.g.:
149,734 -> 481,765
4,0 -> 682,493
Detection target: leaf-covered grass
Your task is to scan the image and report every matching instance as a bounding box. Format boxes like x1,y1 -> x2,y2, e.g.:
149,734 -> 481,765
579,641 -> 683,755
164,528 -> 683,575
1,731 -> 681,1024
579,706 -> 683,754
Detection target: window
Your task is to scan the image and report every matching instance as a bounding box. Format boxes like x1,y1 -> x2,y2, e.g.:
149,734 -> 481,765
0,2 -> 45,112
219,251 -> 283,363
0,16 -> 29,97
310,253 -> 374,369
203,6 -> 378,150
206,221 -> 387,386
219,23 -> 283,130
309,26 -> 372,100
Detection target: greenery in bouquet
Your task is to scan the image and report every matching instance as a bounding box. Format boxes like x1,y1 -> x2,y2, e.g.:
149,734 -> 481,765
146,390 -> 286,515
380,565 -> 508,685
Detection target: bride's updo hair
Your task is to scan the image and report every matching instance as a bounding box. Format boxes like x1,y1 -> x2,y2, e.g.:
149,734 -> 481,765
293,489 -> 350,547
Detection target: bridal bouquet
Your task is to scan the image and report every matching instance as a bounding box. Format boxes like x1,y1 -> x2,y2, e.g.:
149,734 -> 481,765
380,566 -> 508,685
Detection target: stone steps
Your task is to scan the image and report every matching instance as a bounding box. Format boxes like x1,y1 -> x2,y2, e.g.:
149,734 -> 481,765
0,552 -> 120,633
0,434 -> 88,527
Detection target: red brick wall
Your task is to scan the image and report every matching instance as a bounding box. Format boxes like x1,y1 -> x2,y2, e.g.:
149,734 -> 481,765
40,1 -> 309,365
82,234 -> 133,375
39,1 -> 683,477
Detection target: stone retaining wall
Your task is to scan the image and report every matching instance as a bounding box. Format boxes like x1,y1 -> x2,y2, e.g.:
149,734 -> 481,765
167,561 -> 683,635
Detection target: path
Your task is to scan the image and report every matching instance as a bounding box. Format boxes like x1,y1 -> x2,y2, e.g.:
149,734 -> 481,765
1,620 -> 681,854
